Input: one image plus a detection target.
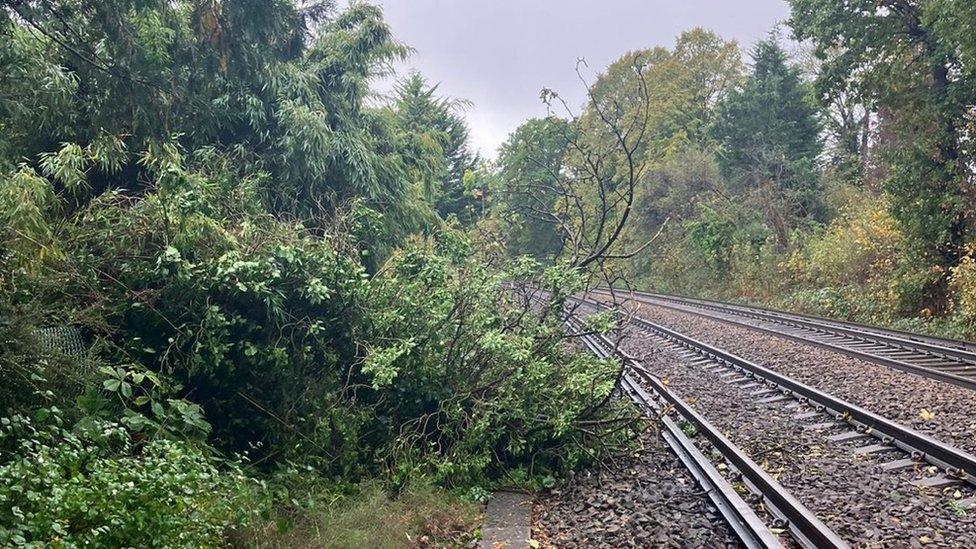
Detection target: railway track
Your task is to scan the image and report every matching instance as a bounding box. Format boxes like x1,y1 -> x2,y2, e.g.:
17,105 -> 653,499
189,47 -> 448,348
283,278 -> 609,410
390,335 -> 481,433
595,289 -> 976,392
567,295 -> 976,545
569,317 -> 846,549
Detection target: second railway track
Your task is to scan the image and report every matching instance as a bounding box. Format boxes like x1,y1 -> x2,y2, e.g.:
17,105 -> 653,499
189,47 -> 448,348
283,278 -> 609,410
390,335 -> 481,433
570,295 -> 976,546
595,289 -> 976,391
570,316 -> 846,548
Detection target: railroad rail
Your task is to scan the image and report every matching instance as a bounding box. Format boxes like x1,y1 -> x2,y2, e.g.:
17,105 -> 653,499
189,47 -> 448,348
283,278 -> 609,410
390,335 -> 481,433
578,296 -> 976,496
570,317 -> 847,549
595,289 -> 976,392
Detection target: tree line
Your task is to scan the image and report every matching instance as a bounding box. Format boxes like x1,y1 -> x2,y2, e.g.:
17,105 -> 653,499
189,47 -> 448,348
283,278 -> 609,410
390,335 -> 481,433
1,0 -> 975,545
489,2 -> 976,333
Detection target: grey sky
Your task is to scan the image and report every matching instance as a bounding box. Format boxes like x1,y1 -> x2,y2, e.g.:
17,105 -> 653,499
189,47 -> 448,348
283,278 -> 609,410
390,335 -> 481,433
370,1 -> 792,158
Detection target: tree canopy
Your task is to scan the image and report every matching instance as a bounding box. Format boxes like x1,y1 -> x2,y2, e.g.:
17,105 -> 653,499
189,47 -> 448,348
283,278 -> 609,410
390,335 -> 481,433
710,38 -> 824,246
790,0 -> 976,307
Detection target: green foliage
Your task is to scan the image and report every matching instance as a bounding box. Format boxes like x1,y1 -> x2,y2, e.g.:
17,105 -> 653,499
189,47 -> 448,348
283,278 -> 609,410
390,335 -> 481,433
0,1 -> 642,523
39,171 -> 367,465
0,1 -> 442,259
5,157 -> 633,484
0,411 -> 251,548
685,205 -> 739,274
711,38 -> 824,241
574,28 -> 742,164
665,28 -> 745,147
494,116 -> 574,261
789,0 -> 976,307
0,166 -> 58,265
389,73 -> 480,226
365,239 -> 634,486
492,29 -> 744,272
623,6 -> 976,335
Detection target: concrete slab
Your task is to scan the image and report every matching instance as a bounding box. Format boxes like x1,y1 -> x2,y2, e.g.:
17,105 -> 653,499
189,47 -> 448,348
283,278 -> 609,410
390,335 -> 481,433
479,491 -> 533,548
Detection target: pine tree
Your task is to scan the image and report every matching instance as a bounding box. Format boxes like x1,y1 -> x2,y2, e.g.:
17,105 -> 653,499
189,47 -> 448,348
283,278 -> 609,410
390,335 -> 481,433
711,38 -> 824,246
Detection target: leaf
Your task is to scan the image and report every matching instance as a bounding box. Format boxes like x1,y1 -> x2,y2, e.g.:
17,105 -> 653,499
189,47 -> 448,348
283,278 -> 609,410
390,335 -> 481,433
134,396 -> 151,406
919,409 -> 935,421
528,540 -> 541,549
103,379 -> 121,392
144,371 -> 161,387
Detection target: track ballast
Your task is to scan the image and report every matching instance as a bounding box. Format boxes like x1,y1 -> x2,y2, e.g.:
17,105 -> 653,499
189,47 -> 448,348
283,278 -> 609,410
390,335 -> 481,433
596,290 -> 976,392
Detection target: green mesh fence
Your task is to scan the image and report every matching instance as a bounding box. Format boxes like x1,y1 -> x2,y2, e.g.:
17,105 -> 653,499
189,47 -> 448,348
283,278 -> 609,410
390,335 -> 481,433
34,326 -> 88,356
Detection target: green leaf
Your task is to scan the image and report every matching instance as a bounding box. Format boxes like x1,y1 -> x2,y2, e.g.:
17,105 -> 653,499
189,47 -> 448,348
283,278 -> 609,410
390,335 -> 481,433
33,408 -> 51,423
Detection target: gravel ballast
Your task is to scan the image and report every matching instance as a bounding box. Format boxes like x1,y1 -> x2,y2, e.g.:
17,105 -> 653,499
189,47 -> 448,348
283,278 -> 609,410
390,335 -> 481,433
533,430 -> 743,548
620,326 -> 976,548
626,301 -> 976,457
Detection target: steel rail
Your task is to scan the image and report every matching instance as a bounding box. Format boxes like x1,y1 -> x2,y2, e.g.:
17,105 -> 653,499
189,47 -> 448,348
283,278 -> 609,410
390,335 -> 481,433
642,291 -> 976,364
627,290 -> 976,353
597,289 -> 976,392
581,297 -> 976,487
574,325 -> 784,549
569,317 -> 847,549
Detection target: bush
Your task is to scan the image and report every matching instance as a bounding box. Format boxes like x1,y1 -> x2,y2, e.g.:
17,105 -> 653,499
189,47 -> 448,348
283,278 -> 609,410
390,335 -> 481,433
34,172 -> 370,468
784,196 -> 901,290
950,252 -> 976,327
8,164 -> 635,488
0,412 -> 251,548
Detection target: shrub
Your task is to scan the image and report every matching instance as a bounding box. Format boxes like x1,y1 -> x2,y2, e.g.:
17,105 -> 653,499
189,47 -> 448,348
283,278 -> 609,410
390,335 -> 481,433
38,172 -> 370,468
889,260 -> 946,316
784,196 -> 901,289
10,164 -> 635,488
950,251 -> 976,326
685,204 -> 738,275
0,412 -> 251,548
363,238 -> 636,486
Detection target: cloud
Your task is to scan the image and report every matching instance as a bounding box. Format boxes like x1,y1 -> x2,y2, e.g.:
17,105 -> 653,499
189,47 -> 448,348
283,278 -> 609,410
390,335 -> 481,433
368,0 -> 790,157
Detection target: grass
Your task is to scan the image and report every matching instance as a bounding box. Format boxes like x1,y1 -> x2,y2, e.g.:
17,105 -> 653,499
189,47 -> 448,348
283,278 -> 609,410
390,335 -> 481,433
235,482 -> 481,548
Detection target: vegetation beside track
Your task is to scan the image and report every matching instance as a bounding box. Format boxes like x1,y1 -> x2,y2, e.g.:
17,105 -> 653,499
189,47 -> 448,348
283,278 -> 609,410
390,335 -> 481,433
3,0 -> 976,545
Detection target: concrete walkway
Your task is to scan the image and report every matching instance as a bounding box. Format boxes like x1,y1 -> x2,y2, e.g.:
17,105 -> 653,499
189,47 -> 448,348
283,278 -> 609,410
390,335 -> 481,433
478,491 -> 533,548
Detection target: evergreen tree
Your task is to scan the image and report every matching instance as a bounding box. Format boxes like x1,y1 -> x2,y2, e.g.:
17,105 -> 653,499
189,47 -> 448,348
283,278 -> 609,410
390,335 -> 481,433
711,38 -> 824,246
389,72 -> 480,226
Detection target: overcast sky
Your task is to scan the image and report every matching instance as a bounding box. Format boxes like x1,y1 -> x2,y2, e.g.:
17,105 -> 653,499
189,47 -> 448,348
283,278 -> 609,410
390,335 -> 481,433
369,0 -> 792,159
